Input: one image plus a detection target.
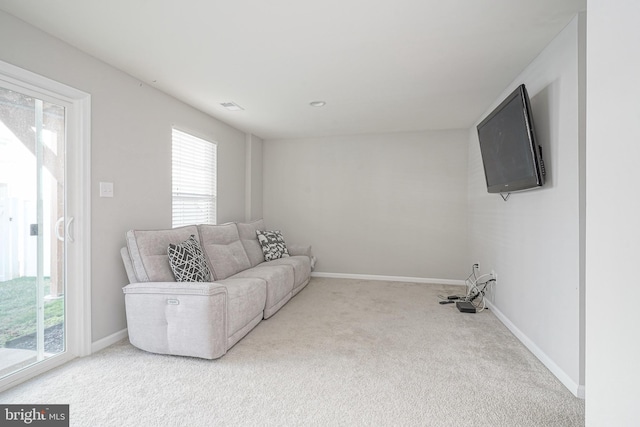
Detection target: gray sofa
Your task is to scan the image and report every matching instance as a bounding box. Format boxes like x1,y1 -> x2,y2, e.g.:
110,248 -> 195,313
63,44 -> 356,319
120,219 -> 314,359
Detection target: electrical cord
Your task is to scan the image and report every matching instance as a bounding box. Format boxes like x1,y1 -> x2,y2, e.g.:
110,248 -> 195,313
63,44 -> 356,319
461,264 -> 495,312
439,266 -> 480,302
465,277 -> 495,312
438,264 -> 495,312
437,294 -> 463,301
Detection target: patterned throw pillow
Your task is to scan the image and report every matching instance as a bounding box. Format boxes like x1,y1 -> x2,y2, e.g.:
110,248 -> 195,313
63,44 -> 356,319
256,230 -> 290,261
167,235 -> 212,282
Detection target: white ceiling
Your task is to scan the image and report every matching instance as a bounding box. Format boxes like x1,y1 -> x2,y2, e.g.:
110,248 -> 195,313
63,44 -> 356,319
0,0 -> 585,140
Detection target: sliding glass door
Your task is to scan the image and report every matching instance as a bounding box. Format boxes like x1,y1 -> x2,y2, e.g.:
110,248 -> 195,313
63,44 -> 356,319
0,85 -> 69,379
0,60 -> 92,392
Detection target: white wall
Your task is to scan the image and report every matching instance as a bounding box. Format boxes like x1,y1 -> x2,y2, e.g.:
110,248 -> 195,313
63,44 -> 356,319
467,16 -> 585,395
263,130 -> 469,281
0,11 -> 250,343
585,0 -> 640,424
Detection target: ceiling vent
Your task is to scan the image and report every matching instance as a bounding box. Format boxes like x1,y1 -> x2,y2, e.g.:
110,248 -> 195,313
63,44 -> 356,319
220,102 -> 244,111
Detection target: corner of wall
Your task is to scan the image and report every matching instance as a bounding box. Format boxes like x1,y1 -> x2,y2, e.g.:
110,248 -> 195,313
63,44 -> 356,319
245,133 -> 264,221
245,133 -> 253,222
577,10 -> 587,390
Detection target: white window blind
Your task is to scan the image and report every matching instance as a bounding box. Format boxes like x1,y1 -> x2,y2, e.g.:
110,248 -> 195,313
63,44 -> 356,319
172,128 -> 217,227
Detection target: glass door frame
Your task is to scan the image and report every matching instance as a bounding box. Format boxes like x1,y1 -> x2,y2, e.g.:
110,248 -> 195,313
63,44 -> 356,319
0,60 -> 91,392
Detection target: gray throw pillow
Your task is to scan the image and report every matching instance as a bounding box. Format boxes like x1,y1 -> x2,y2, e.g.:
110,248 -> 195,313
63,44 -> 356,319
168,235 -> 211,282
256,230 -> 290,261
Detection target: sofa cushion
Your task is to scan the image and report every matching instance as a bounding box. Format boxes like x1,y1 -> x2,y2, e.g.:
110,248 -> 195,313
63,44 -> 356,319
237,219 -> 266,267
198,223 -> 251,280
121,247 -> 137,284
168,235 -> 212,282
217,278 -> 266,337
256,230 -> 290,261
232,265 -> 294,318
126,225 -> 199,282
263,255 -> 311,289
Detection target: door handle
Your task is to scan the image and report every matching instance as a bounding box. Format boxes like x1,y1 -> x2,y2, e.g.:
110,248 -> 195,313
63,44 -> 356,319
55,217 -> 65,242
66,216 -> 75,243
55,217 -> 75,242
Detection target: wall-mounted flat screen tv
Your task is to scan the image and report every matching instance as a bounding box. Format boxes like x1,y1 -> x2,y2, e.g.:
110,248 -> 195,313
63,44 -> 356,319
477,84 -> 545,194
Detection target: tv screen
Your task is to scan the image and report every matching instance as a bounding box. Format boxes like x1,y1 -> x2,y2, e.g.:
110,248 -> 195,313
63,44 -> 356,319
477,84 -> 545,194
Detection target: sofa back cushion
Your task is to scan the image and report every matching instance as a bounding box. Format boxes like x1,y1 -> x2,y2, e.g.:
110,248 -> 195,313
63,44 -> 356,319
237,219 -> 266,268
126,225 -> 199,282
198,223 -> 251,280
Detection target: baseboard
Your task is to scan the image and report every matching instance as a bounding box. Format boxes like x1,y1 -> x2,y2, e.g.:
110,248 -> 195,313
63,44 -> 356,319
311,272 -> 466,286
577,385 -> 585,399
91,328 -> 128,354
486,300 -> 585,399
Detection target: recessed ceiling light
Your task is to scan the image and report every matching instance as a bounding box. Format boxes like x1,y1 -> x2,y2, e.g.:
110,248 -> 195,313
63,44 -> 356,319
309,101 -> 326,107
220,102 -> 244,111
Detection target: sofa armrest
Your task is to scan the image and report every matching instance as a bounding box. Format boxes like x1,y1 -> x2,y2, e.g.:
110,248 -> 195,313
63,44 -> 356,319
122,281 -> 228,359
287,244 -> 316,270
122,281 -> 227,295
287,244 -> 312,258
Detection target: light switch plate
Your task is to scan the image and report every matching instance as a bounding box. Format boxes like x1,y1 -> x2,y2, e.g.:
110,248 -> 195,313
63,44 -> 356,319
99,181 -> 114,198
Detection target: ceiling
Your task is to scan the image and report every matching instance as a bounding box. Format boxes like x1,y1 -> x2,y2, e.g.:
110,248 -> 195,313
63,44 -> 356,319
0,0 -> 585,140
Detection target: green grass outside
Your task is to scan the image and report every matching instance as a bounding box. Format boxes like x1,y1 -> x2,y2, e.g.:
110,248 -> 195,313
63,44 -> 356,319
0,277 -> 64,347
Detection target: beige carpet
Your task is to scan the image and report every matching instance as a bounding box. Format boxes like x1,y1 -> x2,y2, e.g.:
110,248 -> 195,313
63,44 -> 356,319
0,277 -> 584,426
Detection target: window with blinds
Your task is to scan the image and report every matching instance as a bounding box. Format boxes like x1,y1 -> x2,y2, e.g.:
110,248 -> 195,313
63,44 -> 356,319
172,128 -> 217,227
